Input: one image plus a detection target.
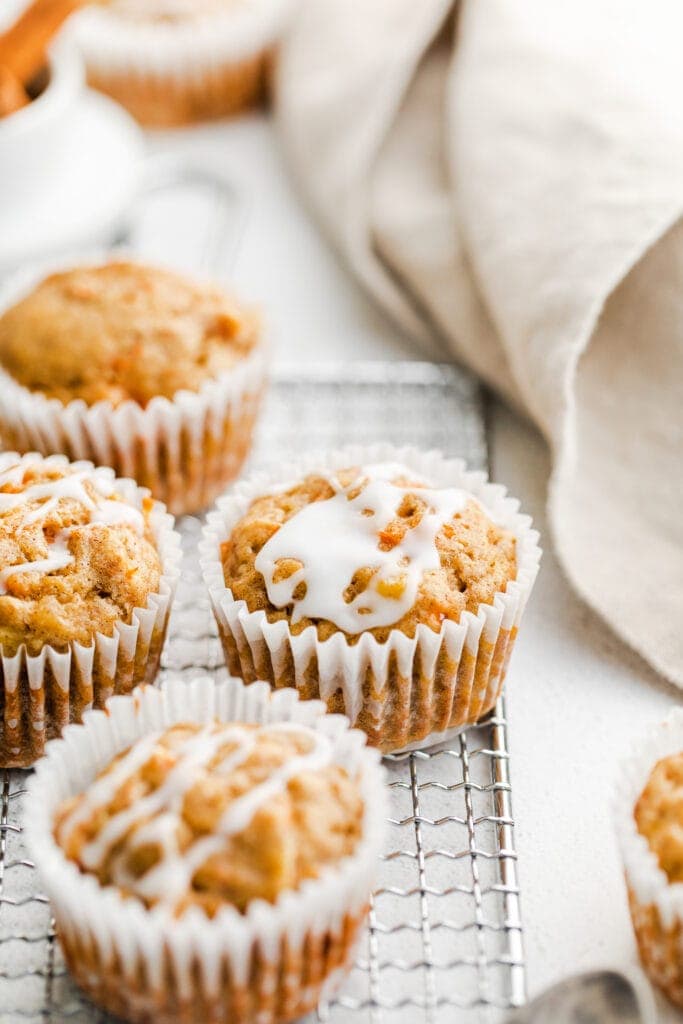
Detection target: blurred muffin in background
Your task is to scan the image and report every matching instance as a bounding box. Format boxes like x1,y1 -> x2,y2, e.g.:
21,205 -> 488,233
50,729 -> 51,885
0,260 -> 267,515
68,0 -> 295,126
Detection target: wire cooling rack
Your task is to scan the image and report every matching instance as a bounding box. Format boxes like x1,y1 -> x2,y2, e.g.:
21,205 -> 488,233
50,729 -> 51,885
0,362 -> 525,1023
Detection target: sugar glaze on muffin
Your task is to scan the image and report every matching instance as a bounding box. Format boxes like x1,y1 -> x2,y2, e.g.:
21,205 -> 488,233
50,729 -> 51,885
0,261 -> 258,408
55,720 -> 363,916
222,463 -> 517,643
0,459 -> 161,656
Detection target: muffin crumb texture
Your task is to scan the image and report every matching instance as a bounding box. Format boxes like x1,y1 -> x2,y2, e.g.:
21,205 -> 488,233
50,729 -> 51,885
0,459 -> 161,656
55,721 -> 363,915
0,262 -> 258,407
635,751 -> 683,883
222,465 -> 517,642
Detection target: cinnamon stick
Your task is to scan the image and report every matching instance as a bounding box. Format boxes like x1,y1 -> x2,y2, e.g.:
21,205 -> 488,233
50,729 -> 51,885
0,0 -> 88,87
0,65 -> 30,117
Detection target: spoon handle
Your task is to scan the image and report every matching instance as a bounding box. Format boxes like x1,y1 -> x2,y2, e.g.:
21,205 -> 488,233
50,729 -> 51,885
504,970 -> 655,1024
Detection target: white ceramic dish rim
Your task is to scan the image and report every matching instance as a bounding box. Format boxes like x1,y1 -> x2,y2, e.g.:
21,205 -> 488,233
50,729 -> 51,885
0,40 -> 82,143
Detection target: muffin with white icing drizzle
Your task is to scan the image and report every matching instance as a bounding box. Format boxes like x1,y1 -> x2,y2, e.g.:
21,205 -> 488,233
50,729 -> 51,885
27,675 -> 386,1024
0,451 -> 180,768
227,464 -> 517,643
0,259 -> 266,515
201,445 -> 541,753
55,720 -> 363,916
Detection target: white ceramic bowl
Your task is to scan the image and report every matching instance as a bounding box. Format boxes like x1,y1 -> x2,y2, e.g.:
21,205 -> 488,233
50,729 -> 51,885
0,41 -> 83,214
0,39 -> 143,274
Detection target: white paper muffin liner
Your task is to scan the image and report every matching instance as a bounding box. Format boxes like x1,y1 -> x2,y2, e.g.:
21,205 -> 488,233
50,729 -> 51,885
71,0 -> 295,73
68,0 -> 295,126
200,444 -> 542,754
0,258 -> 267,516
25,674 -> 387,1024
615,709 -> 683,1006
0,451 -> 181,768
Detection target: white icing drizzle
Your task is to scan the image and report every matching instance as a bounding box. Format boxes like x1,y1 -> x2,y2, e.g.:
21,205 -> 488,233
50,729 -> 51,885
91,500 -> 147,531
254,463 -> 471,634
58,721 -> 333,907
58,732 -> 162,842
0,470 -> 95,516
0,462 -> 30,489
0,533 -> 73,594
0,463 -> 144,596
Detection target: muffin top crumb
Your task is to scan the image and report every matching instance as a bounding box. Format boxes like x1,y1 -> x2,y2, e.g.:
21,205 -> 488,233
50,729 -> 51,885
0,458 -> 161,656
635,751 -> 683,884
0,261 -> 259,408
221,463 -> 517,643
54,720 -> 363,916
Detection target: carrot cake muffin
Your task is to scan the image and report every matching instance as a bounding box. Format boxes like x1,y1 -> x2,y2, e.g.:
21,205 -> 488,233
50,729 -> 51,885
0,451 -> 180,767
69,0 -> 294,127
55,721 -> 364,915
27,675 -> 386,1024
617,715 -> 683,1009
223,467 -> 517,641
201,446 -> 541,752
0,260 -> 266,515
635,754 -> 683,886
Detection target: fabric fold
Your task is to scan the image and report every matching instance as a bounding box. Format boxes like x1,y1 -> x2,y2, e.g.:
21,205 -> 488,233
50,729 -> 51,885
276,0 -> 683,684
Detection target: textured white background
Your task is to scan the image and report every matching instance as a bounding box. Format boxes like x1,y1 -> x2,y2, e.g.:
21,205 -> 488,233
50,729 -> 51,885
140,113 -> 679,1019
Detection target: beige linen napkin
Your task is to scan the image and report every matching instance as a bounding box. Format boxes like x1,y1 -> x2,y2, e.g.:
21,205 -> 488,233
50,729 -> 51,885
276,0 -> 683,686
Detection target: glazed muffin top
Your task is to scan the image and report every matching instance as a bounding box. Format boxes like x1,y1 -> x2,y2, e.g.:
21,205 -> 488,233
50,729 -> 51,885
635,751 -> 683,884
221,463 -> 517,643
0,261 -> 259,408
54,719 -> 363,916
0,458 -> 161,657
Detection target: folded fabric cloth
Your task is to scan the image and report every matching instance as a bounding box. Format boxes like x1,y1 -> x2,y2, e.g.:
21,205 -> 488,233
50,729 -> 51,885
275,0 -> 683,686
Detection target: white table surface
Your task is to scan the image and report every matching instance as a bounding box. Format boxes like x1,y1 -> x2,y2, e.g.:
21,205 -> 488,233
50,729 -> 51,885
145,113 -> 680,1020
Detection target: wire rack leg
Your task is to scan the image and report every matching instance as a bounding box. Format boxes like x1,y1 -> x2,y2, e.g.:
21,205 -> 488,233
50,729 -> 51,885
460,733 -> 490,1022
0,771 -> 9,914
409,755 -> 436,1023
366,895 -> 382,1024
490,702 -> 525,1008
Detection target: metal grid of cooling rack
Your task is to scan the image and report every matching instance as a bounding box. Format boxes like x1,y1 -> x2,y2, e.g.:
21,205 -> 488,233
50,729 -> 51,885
0,363 -> 525,1023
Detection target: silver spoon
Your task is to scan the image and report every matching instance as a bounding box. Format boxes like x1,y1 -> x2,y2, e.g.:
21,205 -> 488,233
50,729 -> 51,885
505,969 -> 657,1024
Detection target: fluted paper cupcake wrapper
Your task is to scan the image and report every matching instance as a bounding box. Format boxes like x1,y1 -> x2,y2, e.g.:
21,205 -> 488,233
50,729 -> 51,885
25,675 -> 386,1024
68,0 -> 294,126
0,452 -> 181,768
615,709 -> 683,1007
0,260 -> 267,516
200,444 -> 542,754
